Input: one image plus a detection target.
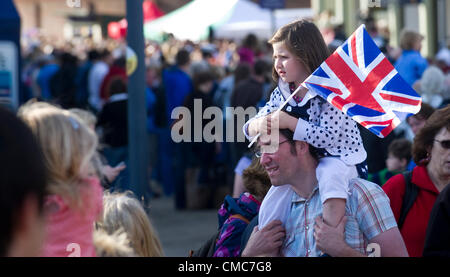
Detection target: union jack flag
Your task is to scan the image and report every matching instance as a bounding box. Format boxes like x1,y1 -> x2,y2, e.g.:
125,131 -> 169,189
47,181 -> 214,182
304,25 -> 422,138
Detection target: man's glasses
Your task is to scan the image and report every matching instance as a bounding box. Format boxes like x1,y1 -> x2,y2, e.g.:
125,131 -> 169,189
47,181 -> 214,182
434,140 -> 450,149
254,140 -> 289,158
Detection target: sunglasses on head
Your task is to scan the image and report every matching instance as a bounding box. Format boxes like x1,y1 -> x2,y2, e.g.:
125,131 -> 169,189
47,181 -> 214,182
435,140 -> 450,149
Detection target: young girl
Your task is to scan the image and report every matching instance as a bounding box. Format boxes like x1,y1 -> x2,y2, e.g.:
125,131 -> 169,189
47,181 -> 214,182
97,191 -> 164,257
244,20 -> 368,233
19,102 -> 103,257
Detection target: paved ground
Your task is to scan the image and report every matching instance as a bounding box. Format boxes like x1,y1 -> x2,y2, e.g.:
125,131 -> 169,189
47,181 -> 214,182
148,196 -> 219,257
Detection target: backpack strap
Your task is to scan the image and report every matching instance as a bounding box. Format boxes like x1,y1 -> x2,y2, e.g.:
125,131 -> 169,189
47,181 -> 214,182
229,214 -> 250,224
398,171 -> 419,230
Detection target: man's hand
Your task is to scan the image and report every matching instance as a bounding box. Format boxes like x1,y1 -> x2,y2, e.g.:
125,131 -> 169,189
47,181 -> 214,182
241,220 -> 285,257
314,216 -> 349,257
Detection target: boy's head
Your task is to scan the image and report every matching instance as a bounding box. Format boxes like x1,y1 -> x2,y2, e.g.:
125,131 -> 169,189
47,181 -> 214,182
386,139 -> 412,172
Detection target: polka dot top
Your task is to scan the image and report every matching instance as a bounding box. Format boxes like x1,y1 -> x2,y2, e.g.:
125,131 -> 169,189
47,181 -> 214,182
243,80 -> 367,165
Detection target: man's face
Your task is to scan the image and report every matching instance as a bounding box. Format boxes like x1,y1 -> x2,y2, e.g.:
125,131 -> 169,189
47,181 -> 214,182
258,134 -> 298,187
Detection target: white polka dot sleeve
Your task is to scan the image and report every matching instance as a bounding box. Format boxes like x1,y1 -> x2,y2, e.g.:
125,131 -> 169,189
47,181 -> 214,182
243,87 -> 284,140
293,98 -> 367,165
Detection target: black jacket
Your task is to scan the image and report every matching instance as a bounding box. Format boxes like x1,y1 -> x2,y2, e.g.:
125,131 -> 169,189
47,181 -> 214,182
423,184 -> 450,257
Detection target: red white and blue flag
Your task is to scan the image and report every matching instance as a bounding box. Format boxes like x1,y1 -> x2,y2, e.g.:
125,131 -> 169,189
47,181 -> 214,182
304,25 -> 422,138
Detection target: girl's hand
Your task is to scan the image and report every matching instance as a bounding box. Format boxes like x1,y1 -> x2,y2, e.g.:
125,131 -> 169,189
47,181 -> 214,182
270,110 -> 298,132
249,111 -> 297,138
248,115 -> 271,137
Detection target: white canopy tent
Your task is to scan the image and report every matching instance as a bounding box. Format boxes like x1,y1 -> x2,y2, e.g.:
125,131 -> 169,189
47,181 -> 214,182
144,0 -> 313,42
215,3 -> 314,41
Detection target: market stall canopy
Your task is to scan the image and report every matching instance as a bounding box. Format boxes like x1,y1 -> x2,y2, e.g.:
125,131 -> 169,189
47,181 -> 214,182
144,0 -> 236,42
144,0 -> 313,42
215,5 -> 314,40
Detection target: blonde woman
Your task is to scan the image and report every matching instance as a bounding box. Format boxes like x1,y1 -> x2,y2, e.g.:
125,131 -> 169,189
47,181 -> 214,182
98,191 -> 164,257
18,101 -> 103,257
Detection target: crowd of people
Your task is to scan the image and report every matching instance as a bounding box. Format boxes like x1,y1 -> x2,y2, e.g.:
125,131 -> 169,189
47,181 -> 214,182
1,15 -> 450,257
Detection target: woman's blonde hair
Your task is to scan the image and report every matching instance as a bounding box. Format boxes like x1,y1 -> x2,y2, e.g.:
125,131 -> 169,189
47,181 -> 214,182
69,108 -> 97,128
98,191 -> 164,257
18,101 -> 98,209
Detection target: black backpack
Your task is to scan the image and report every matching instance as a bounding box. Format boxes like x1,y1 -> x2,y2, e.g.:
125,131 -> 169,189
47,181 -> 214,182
398,171 -> 419,230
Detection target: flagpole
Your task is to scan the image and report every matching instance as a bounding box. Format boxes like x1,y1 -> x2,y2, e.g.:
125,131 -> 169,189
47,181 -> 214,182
126,0 -> 148,202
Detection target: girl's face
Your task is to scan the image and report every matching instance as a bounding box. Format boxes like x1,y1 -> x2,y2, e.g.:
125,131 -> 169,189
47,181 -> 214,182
272,42 -> 310,86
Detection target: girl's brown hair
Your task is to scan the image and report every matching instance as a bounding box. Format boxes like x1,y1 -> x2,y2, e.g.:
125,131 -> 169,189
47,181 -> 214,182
268,19 -> 330,83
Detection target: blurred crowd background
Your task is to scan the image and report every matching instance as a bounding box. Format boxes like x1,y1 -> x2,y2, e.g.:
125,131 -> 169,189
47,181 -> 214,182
5,0 -> 449,210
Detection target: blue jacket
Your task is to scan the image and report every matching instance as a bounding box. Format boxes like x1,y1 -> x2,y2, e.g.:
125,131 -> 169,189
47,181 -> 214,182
162,66 -> 192,124
395,50 -> 428,86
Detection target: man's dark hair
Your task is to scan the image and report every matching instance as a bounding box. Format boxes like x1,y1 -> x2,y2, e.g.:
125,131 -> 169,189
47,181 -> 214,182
280,129 -> 322,161
175,49 -> 190,67
0,107 -> 47,256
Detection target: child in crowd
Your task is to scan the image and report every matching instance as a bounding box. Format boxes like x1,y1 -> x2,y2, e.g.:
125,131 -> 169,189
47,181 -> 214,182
18,101 -> 103,257
213,159 -> 271,257
244,20 -> 367,235
97,191 -> 164,257
368,139 -> 412,186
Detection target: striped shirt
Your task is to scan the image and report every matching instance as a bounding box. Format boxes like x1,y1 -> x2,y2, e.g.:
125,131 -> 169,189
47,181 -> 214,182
282,178 -> 397,257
